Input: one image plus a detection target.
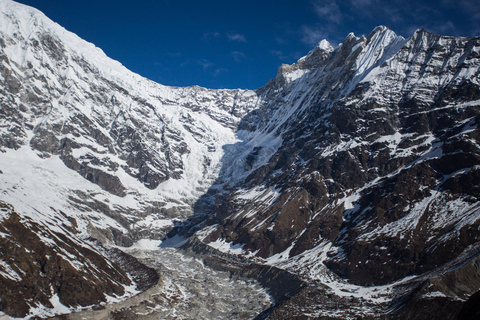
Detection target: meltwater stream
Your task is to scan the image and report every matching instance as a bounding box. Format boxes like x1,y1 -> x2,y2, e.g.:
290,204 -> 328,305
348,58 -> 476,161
63,241 -> 272,320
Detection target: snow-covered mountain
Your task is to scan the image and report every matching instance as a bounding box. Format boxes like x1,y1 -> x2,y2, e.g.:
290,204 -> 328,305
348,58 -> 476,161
1,0 -> 480,318
0,0 -> 260,241
0,0 -> 259,316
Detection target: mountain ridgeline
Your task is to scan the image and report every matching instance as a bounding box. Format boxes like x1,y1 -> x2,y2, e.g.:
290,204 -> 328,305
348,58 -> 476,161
0,0 -> 479,318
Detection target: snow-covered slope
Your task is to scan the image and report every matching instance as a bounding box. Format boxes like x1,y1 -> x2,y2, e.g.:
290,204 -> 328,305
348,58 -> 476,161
1,0 -> 480,318
0,0 -> 258,316
0,0 -> 259,243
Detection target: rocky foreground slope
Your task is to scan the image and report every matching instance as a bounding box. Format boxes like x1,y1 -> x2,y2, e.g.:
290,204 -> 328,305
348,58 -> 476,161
0,0 -> 479,318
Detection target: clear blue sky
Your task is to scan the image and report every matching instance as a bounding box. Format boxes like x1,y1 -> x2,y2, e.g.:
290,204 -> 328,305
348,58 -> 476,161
15,0 -> 480,89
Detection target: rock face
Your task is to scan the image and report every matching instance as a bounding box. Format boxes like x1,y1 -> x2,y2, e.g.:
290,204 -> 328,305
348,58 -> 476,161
202,26 -> 480,276
0,202 -> 158,318
0,0 -> 254,316
0,0 -> 480,318
194,26 -> 480,318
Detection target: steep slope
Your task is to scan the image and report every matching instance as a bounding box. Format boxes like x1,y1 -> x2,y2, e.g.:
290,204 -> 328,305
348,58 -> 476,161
0,201 -> 160,318
0,0 -> 262,244
193,26 -> 480,317
0,0 -> 259,317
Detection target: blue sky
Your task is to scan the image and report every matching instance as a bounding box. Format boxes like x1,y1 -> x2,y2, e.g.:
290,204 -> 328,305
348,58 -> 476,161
15,0 -> 480,89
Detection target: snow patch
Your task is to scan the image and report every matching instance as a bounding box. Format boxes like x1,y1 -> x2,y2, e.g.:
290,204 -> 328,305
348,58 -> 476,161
129,239 -> 162,251
207,239 -> 246,255
159,235 -> 189,248
0,260 -> 23,281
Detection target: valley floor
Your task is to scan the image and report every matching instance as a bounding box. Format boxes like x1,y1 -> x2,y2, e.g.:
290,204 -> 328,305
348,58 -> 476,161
50,241 -> 272,320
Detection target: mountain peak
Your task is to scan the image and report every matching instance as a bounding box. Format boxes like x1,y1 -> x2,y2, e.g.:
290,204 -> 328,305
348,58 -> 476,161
316,39 -> 334,51
367,25 -> 400,41
370,25 -> 390,34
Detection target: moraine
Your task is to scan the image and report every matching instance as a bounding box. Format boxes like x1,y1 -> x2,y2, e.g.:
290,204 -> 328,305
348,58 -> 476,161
52,241 -> 272,320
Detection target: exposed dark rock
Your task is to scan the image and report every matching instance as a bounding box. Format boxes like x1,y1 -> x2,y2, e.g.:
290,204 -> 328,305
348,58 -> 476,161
391,254 -> 480,320
457,290 -> 480,320
106,248 -> 160,292
60,148 -> 127,197
1,3 -> 480,318
195,29 -> 480,308
30,127 -> 60,156
0,202 -> 132,318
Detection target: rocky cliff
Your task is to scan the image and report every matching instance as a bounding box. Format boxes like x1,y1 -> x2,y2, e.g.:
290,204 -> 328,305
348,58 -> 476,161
0,0 -> 256,316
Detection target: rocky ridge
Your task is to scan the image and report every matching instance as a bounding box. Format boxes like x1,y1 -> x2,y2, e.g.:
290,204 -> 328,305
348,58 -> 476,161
0,201 -> 159,318
0,0 -> 261,244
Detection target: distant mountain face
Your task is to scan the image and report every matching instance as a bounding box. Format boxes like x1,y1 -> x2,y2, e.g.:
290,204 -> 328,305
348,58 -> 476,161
0,0 -> 480,318
195,24 -> 480,318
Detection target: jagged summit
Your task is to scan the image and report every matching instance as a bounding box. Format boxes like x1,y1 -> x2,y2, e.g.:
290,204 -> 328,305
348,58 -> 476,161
369,24 -> 391,35
264,25 -> 405,92
302,38 -> 334,58
0,0 -> 479,318
316,38 -> 333,51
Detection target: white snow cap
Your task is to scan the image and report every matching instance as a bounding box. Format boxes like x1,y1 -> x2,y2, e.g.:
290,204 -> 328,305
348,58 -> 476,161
317,39 -> 333,51
298,39 -> 334,62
